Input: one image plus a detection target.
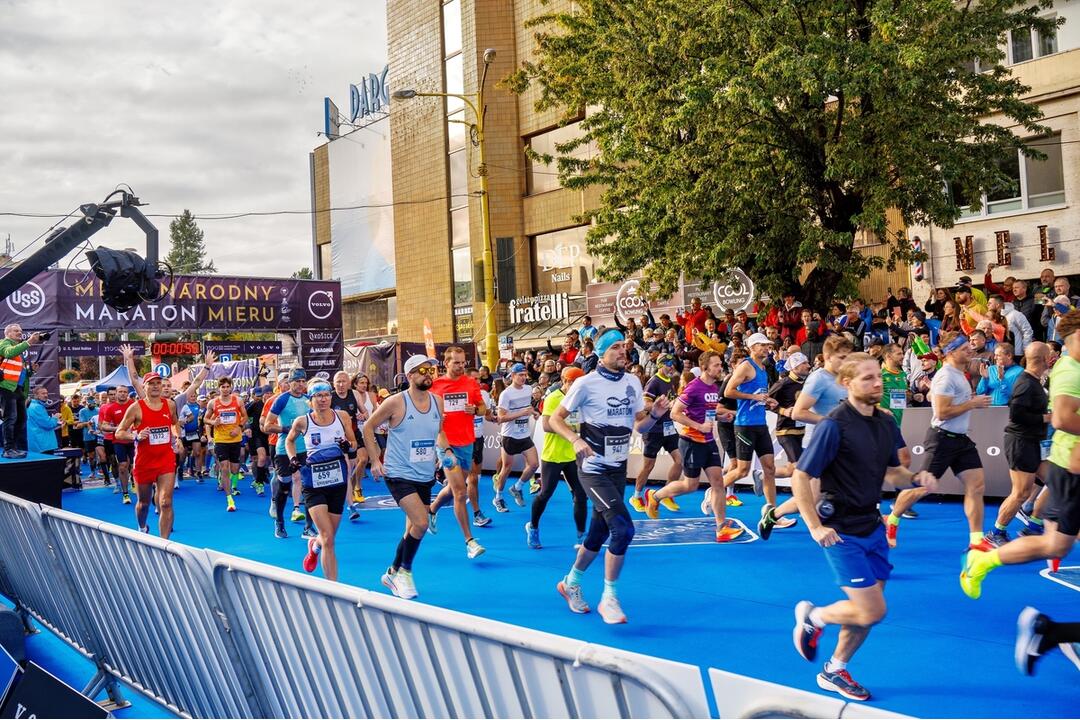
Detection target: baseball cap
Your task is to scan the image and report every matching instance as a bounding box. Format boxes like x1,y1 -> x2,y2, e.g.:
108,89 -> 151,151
786,352 -> 809,369
561,366 -> 585,383
1054,295 -> 1072,314
289,368 -> 307,381
510,362 -> 527,374
404,355 -> 437,375
252,386 -> 264,397
918,352 -> 939,361
141,371 -> 163,383
746,332 -> 773,347
657,353 -> 675,365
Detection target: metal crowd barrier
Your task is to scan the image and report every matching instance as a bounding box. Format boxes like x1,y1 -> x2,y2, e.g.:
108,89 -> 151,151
39,507 -> 262,719
212,552 -> 708,719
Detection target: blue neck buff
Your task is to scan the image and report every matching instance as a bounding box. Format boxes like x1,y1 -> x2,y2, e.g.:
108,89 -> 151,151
597,364 -> 624,381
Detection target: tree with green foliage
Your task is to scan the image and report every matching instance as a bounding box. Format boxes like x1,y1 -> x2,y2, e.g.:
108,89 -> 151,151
292,267 -> 313,279
165,210 -> 216,274
507,0 -> 1058,311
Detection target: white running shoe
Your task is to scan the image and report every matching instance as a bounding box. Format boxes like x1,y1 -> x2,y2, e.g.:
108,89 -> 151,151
774,515 -> 798,529
382,568 -> 418,599
557,580 -> 590,614
701,487 -> 713,516
466,538 -> 485,559
598,596 -> 627,624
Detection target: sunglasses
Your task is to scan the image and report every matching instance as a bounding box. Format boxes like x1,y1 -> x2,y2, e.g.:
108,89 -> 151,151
413,365 -> 436,377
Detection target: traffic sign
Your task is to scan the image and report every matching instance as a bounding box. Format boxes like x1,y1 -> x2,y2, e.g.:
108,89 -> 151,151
154,363 -> 171,378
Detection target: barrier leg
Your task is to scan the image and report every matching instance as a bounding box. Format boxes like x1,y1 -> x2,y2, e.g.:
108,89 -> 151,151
16,607 -> 38,635
83,668 -> 132,712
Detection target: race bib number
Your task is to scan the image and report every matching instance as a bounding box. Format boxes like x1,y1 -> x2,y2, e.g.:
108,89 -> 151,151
444,393 -> 468,413
220,411 -> 237,425
663,421 -> 676,436
514,417 -> 529,428
889,390 -> 907,410
148,427 -> 171,446
604,434 -> 630,462
1040,440 -> 1052,461
705,409 -> 717,423
411,439 -> 435,463
311,460 -> 345,488
473,415 -> 484,431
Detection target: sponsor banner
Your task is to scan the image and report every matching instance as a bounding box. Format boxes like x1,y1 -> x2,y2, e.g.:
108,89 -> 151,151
508,293 -> 570,324
57,341 -> 148,357
0,661 -> 108,719
683,269 -> 755,313
345,342 -> 397,390
300,329 -> 344,376
585,271 -> 756,327
203,341 -> 282,355
0,270 -> 341,331
183,359 -> 261,397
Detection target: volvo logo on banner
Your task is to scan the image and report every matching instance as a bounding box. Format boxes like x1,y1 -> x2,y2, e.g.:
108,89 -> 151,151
509,293 -> 570,324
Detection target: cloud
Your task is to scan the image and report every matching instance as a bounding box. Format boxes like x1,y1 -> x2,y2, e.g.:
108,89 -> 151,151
0,0 -> 388,279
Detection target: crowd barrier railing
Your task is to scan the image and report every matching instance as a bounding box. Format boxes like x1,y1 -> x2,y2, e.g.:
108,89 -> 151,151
39,507 -> 263,719
211,551 -> 708,719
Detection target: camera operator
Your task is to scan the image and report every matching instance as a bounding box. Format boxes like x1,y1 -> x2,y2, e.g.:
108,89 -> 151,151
0,324 -> 44,459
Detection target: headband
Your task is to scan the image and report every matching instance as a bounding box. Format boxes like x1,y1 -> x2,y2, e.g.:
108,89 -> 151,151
307,381 -> 332,395
943,334 -> 970,355
595,329 -> 625,356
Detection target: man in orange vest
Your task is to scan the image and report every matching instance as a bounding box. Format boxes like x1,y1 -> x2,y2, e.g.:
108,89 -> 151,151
1,323 -> 43,458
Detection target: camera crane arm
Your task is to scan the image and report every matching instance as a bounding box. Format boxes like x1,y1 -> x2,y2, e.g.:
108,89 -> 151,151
0,191 -> 159,304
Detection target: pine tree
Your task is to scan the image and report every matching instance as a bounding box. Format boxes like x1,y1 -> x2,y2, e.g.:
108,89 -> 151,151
165,210 -> 216,274
291,267 -> 313,279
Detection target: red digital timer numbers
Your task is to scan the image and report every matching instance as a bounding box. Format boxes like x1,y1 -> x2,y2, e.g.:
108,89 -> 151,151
151,342 -> 201,356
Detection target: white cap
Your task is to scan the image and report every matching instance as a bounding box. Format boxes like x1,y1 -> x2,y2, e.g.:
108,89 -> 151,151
690,366 -> 702,378
403,355 -> 437,375
786,352 -> 809,369
746,332 -> 773,347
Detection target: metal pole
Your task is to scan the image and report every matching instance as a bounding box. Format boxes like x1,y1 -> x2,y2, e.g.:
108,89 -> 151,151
475,86 -> 499,369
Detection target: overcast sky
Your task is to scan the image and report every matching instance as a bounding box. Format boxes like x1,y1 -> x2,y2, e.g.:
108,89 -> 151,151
0,0 -> 387,278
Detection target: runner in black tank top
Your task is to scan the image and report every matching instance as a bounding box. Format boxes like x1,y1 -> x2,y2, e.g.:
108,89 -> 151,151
331,371 -> 362,521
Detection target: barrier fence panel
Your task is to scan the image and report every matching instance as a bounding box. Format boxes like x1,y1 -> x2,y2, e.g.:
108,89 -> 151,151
213,552 -> 705,719
40,508 -> 262,719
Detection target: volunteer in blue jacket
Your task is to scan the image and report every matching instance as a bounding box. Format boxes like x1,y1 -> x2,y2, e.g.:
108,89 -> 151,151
27,385 -> 60,454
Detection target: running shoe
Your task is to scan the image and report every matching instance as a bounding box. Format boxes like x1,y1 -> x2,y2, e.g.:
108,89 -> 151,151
349,505 -> 360,522
232,486 -> 242,496
1018,523 -> 1044,537
138,525 -> 149,534
112,485 -> 120,494
274,522 -> 287,539
598,596 -> 627,624
1060,642 -> 1080,672
629,495 -> 646,513
525,522 -> 541,549
817,667 -> 870,702
885,521 -> 898,549
557,580 -> 590,614
985,529 -> 1010,548
226,495 -> 236,513
1015,606 -> 1045,676
122,493 -> 131,505
303,537 -> 321,573
492,497 -> 509,513
466,538 -> 485,559
529,478 -> 541,495
968,537 -> 996,553
792,600 -> 822,662
752,470 -> 764,496
726,494 -> 743,507
960,550 -> 988,599
382,568 -> 418,599
353,488 -> 365,504
715,521 -> 745,542
473,511 -> 492,527
644,489 -> 660,519
254,482 -> 265,497
660,497 -> 681,512
901,509 -> 919,519
269,500 -> 277,519
1017,506 -> 1036,527
1048,557 -> 1061,573
773,515 -> 797,529
301,526 -> 317,540
509,485 -> 525,507
427,511 -> 438,535
757,503 -> 776,541
700,487 -> 712,516
291,506 -> 306,523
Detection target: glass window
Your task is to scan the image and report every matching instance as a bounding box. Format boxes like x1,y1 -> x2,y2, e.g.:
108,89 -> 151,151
532,225 -> 597,295
525,121 -> 596,195
444,53 -> 464,113
1010,29 -> 1033,64
986,150 -> 1022,214
451,207 -> 470,247
1037,24 -> 1057,57
1026,135 -> 1065,207
448,110 -> 466,153
442,0 -> 462,58
449,149 -> 469,208
453,246 -> 473,306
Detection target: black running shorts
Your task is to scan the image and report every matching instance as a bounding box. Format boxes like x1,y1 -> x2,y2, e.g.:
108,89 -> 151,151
920,428 -> 982,478
501,436 -> 535,455
734,425 -> 773,461
385,477 -> 435,507
1004,434 -> 1041,475
643,433 -> 679,459
778,434 -> 804,465
1044,463 -> 1080,537
215,441 -> 242,464
302,483 -> 348,515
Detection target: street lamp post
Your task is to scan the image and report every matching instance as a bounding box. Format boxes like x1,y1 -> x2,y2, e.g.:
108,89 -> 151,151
392,48 -> 500,368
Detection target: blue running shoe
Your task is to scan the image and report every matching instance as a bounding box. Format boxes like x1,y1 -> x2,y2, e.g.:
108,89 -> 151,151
525,522 -> 541,549
817,667 -> 870,701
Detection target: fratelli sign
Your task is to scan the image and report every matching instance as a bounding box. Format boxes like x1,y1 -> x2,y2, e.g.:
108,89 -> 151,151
509,293 -> 570,324
0,270 -> 342,331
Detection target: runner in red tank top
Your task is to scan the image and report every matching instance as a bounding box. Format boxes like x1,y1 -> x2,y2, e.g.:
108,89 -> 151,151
116,372 -> 181,538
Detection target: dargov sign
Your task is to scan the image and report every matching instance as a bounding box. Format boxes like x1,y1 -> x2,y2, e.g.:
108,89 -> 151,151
509,293 -> 570,324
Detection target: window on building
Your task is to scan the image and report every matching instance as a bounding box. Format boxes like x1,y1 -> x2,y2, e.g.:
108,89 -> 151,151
1008,20 -> 1058,64
442,0 -> 461,57
452,245 -> 473,305
951,134 -> 1066,218
451,207 -> 470,247
444,53 -> 464,113
1037,23 -> 1058,57
532,225 -> 598,295
448,110 -> 466,153
1010,28 -> 1034,64
449,149 -> 469,208
525,120 -> 595,195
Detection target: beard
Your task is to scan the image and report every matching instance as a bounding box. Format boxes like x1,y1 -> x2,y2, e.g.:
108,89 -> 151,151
415,376 -> 433,390
851,389 -> 883,406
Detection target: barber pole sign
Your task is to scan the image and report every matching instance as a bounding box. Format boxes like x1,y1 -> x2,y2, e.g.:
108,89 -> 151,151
912,236 -> 924,281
